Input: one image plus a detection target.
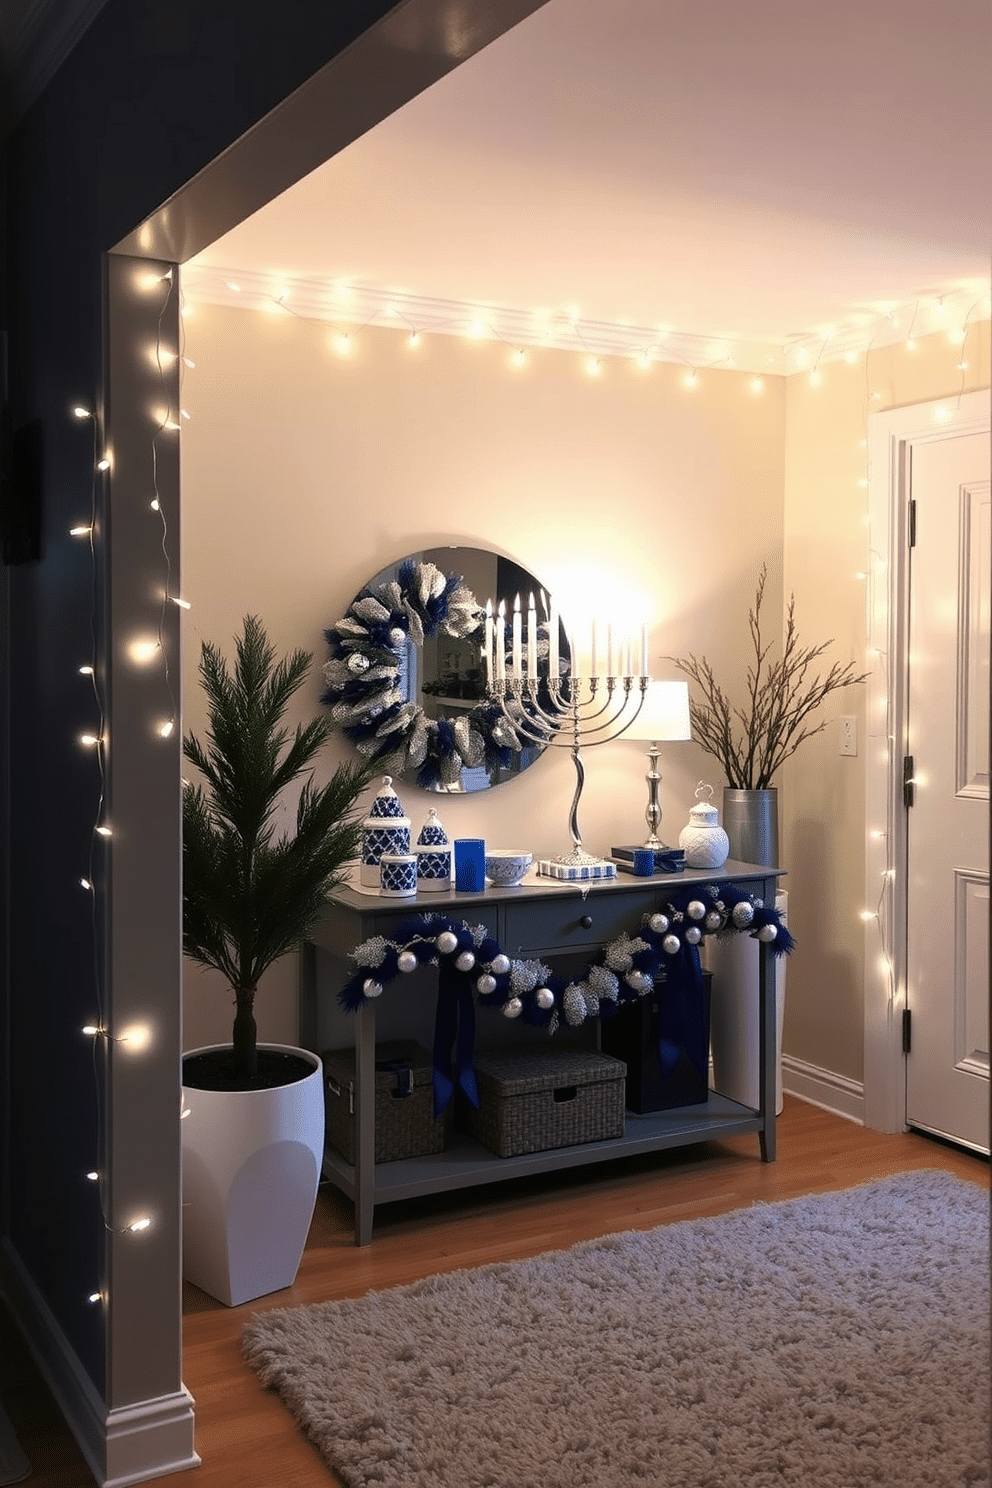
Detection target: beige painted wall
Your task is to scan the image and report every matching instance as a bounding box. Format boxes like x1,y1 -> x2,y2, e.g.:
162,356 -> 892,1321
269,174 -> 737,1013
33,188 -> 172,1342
781,321 -> 991,1082
179,302 -> 786,1051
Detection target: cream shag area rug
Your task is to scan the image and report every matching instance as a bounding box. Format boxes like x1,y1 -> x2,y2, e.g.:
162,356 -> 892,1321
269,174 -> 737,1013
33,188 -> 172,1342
242,1171 -> 989,1488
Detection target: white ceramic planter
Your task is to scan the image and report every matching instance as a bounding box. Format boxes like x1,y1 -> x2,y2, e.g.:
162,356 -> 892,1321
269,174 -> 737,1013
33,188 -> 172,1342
181,1043 -> 324,1308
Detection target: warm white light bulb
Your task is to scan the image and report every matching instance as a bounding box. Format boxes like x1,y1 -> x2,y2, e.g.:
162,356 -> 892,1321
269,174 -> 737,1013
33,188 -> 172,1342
127,1216 -> 152,1234
78,664 -> 94,675
683,370 -> 698,389
95,824 -> 112,838
844,350 -> 859,364
169,595 -> 192,610
119,1023 -> 151,1051
150,498 -> 160,511
80,878 -> 94,892
89,1292 -> 103,1304
73,405 -> 92,419
408,331 -> 421,348
585,356 -> 602,377
510,348 -> 526,368
82,1024 -> 101,1036
158,720 -> 175,738
70,524 -> 93,537
809,369 -> 823,388
749,377 -> 764,395
80,732 -> 101,747
86,1170 -> 99,1181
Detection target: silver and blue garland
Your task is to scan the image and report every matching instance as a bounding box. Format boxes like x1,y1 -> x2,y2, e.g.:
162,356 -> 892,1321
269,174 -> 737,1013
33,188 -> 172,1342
341,882 -> 794,1116
322,557 -> 557,790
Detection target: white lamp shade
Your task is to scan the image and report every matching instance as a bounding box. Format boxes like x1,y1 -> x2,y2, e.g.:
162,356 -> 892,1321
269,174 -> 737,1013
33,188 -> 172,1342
627,680 -> 692,742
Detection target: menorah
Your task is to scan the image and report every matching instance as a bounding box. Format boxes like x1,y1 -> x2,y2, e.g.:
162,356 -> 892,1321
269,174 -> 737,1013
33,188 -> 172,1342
484,593 -> 651,878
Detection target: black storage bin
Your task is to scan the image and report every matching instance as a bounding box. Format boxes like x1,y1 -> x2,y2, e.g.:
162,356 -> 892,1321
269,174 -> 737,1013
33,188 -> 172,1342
460,1049 -> 627,1157
321,1040 -> 446,1164
601,970 -> 712,1112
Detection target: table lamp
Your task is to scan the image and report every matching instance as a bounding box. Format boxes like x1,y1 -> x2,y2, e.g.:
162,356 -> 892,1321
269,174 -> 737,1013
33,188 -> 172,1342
626,680 -> 692,848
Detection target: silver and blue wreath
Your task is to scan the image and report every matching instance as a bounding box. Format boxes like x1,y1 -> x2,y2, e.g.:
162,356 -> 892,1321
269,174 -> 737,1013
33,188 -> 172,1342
322,557 -> 555,790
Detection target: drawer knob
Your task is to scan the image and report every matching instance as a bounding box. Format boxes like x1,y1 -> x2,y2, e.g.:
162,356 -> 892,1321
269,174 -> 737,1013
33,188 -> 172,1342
579,914 -> 593,929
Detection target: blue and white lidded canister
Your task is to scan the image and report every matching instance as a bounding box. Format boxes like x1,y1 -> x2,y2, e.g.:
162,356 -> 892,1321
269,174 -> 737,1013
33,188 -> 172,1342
415,843 -> 452,892
379,853 -> 417,898
417,807 -> 448,846
360,775 -> 411,886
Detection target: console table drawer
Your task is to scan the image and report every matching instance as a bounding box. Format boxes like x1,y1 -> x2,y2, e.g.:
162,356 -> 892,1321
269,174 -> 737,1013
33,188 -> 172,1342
503,889 -> 657,954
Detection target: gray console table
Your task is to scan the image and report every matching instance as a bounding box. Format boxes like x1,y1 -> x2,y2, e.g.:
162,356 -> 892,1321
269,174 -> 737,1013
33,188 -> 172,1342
303,860 -> 783,1245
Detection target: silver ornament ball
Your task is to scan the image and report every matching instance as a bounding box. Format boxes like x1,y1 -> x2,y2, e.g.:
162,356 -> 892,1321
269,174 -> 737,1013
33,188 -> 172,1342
732,902 -> 755,928
535,987 -> 555,1010
649,913 -> 670,934
456,950 -> 476,972
363,979 -> 383,998
476,973 -> 497,995
662,934 -> 681,955
436,931 -> 458,955
687,900 -> 706,921
490,953 -> 510,976
685,926 -> 702,945
757,923 -> 778,942
503,997 -> 523,1019
396,950 -> 418,974
705,911 -> 723,932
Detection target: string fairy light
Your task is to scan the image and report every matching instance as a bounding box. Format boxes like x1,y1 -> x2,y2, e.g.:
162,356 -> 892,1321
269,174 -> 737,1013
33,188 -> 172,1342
66,259 -> 187,1307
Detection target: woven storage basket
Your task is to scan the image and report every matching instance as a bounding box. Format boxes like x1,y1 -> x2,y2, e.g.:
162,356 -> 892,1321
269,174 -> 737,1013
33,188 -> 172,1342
462,1049 -> 626,1158
322,1040 -> 446,1164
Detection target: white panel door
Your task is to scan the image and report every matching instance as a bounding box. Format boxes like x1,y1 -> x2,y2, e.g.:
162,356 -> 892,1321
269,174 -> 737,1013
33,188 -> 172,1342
906,429 -> 990,1153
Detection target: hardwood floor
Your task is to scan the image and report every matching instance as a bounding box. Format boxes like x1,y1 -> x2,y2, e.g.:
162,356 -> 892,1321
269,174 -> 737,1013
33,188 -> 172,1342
2,1098 -> 987,1487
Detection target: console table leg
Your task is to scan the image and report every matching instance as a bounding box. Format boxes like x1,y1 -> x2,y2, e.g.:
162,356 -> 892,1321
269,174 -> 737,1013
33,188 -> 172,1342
354,1000 -> 376,1245
758,880 -> 778,1163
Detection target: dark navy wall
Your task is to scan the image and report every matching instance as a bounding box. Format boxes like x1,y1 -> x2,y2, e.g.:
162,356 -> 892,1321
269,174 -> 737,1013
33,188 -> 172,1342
1,0 -> 398,1394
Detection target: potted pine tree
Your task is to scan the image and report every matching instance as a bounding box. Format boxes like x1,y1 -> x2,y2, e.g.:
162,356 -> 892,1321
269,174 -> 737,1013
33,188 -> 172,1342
181,614 -> 374,1306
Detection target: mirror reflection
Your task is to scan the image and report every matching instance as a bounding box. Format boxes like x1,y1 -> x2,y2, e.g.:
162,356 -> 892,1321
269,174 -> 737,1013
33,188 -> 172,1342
324,546 -> 568,793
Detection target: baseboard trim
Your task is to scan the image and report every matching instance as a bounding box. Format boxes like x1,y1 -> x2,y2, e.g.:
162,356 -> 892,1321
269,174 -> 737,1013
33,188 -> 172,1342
782,1055 -> 865,1125
0,1240 -> 199,1486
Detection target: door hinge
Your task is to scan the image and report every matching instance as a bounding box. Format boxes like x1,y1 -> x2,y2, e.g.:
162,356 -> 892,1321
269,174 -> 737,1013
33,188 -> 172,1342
903,754 -> 915,808
902,1008 -> 912,1054
908,498 -> 917,547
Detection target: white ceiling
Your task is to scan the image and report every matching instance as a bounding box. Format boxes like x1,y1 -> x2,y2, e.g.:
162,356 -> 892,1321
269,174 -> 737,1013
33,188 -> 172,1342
184,0 -> 992,373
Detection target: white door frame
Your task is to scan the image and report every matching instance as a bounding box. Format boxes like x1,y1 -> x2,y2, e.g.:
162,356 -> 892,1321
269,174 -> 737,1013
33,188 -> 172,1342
864,388 -> 990,1132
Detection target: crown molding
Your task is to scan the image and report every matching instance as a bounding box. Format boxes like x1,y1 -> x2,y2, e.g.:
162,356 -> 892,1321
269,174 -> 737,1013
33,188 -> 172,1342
180,264 -> 989,376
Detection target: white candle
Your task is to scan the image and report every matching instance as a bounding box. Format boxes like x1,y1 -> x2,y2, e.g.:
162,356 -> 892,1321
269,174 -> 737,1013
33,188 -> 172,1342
641,624 -> 649,678
496,601 -> 506,682
548,595 -> 559,683
624,635 -> 633,678
589,619 -> 597,681
606,623 -> 613,678
485,600 -> 494,688
527,593 -> 538,680
512,594 -> 523,680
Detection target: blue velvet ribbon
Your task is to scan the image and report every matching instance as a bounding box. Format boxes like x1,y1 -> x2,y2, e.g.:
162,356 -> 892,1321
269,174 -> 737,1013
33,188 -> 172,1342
657,942 -> 708,1081
432,958 -> 480,1117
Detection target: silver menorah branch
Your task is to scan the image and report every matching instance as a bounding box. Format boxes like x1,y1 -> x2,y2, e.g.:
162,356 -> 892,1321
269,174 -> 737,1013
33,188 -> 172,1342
484,595 -> 652,879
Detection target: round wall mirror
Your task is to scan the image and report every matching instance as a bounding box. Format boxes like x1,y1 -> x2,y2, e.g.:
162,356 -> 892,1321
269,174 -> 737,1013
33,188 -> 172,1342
322,546 -> 568,793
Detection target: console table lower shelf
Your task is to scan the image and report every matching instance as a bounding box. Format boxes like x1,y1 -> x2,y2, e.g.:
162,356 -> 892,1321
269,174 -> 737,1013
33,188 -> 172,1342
322,1092 -> 763,1244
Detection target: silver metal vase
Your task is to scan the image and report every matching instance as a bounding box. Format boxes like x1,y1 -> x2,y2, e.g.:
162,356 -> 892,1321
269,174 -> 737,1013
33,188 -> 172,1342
722,787 -> 779,868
